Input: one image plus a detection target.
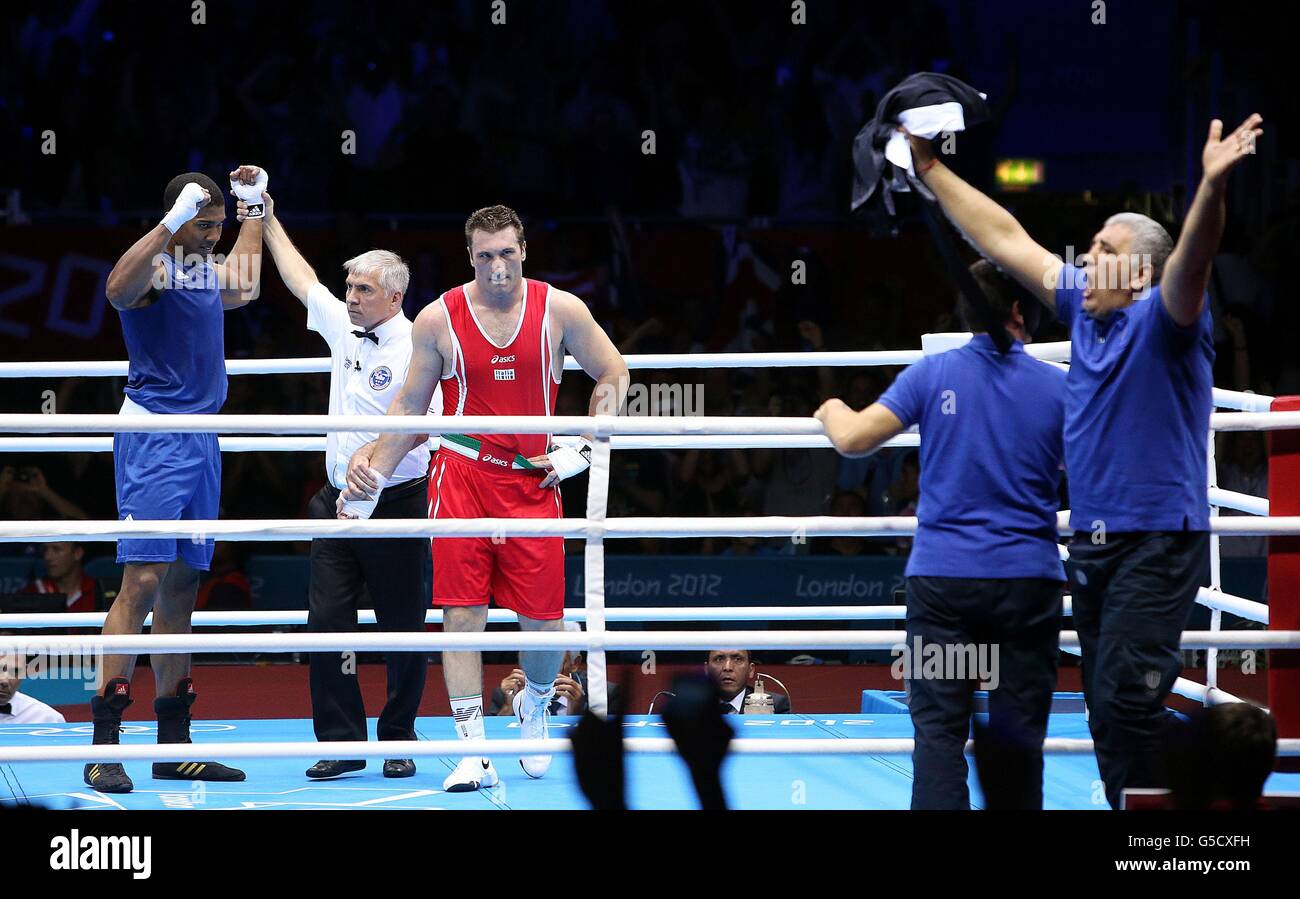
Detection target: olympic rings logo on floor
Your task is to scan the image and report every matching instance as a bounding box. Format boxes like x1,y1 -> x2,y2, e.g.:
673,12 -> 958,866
0,723 -> 237,737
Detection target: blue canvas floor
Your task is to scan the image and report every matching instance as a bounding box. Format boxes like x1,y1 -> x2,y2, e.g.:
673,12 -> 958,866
4,713 -> 1297,810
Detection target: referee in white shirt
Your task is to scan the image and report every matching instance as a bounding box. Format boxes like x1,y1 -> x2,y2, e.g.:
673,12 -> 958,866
0,673 -> 66,724
255,195 -> 436,779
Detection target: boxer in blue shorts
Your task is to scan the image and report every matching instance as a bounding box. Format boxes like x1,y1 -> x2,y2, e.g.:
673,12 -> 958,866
85,166 -> 268,793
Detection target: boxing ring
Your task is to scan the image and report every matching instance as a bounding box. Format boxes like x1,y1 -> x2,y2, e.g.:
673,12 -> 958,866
3,340 -> 1300,809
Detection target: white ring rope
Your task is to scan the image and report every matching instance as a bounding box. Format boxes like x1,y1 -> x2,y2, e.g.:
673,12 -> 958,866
1208,487 -> 1270,516
1,410 -> 1296,436
0,629 -> 1296,654
0,586 -> 1265,630
0,346 -> 1065,378
1,515 -> 1296,543
0,606 -> 919,630
0,342 -> 1273,411
1192,587 -> 1270,624
0,433 -> 922,453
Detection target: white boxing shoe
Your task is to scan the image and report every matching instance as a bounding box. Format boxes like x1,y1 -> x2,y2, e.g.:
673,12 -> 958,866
442,756 -> 499,793
514,689 -> 553,778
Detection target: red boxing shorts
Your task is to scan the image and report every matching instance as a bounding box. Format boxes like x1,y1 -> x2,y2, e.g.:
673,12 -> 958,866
428,447 -> 565,620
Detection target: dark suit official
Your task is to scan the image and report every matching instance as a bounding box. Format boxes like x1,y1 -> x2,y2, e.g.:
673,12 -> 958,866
720,685 -> 792,715
706,649 -> 793,715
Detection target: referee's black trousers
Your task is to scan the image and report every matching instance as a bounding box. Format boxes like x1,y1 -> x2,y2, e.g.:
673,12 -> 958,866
308,478 -> 429,744
905,576 -> 1063,810
1067,531 -> 1210,809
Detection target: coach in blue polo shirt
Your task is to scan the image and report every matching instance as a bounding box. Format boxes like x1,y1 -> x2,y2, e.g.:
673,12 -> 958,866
903,113 -> 1263,808
818,261 -> 1066,809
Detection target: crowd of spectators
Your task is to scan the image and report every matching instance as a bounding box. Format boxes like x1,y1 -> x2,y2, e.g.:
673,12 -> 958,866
9,0 -> 961,222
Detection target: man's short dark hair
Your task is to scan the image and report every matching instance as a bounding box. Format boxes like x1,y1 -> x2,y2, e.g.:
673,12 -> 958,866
1167,702 -> 1277,809
464,204 -> 525,248
958,259 -> 1033,331
163,172 -> 225,214
1206,702 -> 1277,807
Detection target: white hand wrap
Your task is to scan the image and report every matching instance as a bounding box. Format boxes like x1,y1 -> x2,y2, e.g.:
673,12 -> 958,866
160,182 -> 209,234
547,441 -> 593,481
229,167 -> 269,219
338,470 -> 387,520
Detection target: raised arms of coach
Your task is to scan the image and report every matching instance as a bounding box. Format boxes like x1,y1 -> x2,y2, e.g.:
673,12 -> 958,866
1159,114 -> 1263,326
909,115 -> 1264,326
906,134 -> 1059,311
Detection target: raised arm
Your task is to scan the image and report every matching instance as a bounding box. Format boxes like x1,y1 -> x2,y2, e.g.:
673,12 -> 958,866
1161,115 -> 1264,327
105,182 -> 211,310
256,194 -> 320,305
358,302 -> 447,483
104,225 -> 172,310
909,134 -> 1060,309
217,165 -> 266,310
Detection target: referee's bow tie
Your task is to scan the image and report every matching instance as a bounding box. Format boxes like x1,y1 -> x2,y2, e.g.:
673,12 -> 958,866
352,329 -> 379,343
0,703 -> 11,715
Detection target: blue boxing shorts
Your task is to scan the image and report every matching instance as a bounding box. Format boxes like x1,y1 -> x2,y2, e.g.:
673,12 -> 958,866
113,398 -> 220,570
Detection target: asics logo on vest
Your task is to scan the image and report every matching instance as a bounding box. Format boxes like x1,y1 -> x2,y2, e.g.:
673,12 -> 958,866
482,453 -> 509,467
490,354 -> 516,364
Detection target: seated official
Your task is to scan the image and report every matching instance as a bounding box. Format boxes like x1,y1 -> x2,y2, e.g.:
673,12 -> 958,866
488,624 -> 624,716
0,672 -> 66,724
706,649 -> 790,714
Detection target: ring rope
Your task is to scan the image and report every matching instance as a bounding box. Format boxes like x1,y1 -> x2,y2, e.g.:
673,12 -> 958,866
0,342 -> 1273,412
0,629 -> 1296,654
1,410 -> 1296,436
0,514 -> 1295,542
0,586 -> 1265,631
0,433 -> 923,453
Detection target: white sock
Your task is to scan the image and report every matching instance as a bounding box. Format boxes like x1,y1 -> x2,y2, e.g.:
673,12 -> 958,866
450,694 -> 484,742
525,677 -> 555,705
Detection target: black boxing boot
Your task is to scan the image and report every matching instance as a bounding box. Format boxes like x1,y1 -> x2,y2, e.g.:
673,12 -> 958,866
83,676 -> 134,793
151,677 -> 245,782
